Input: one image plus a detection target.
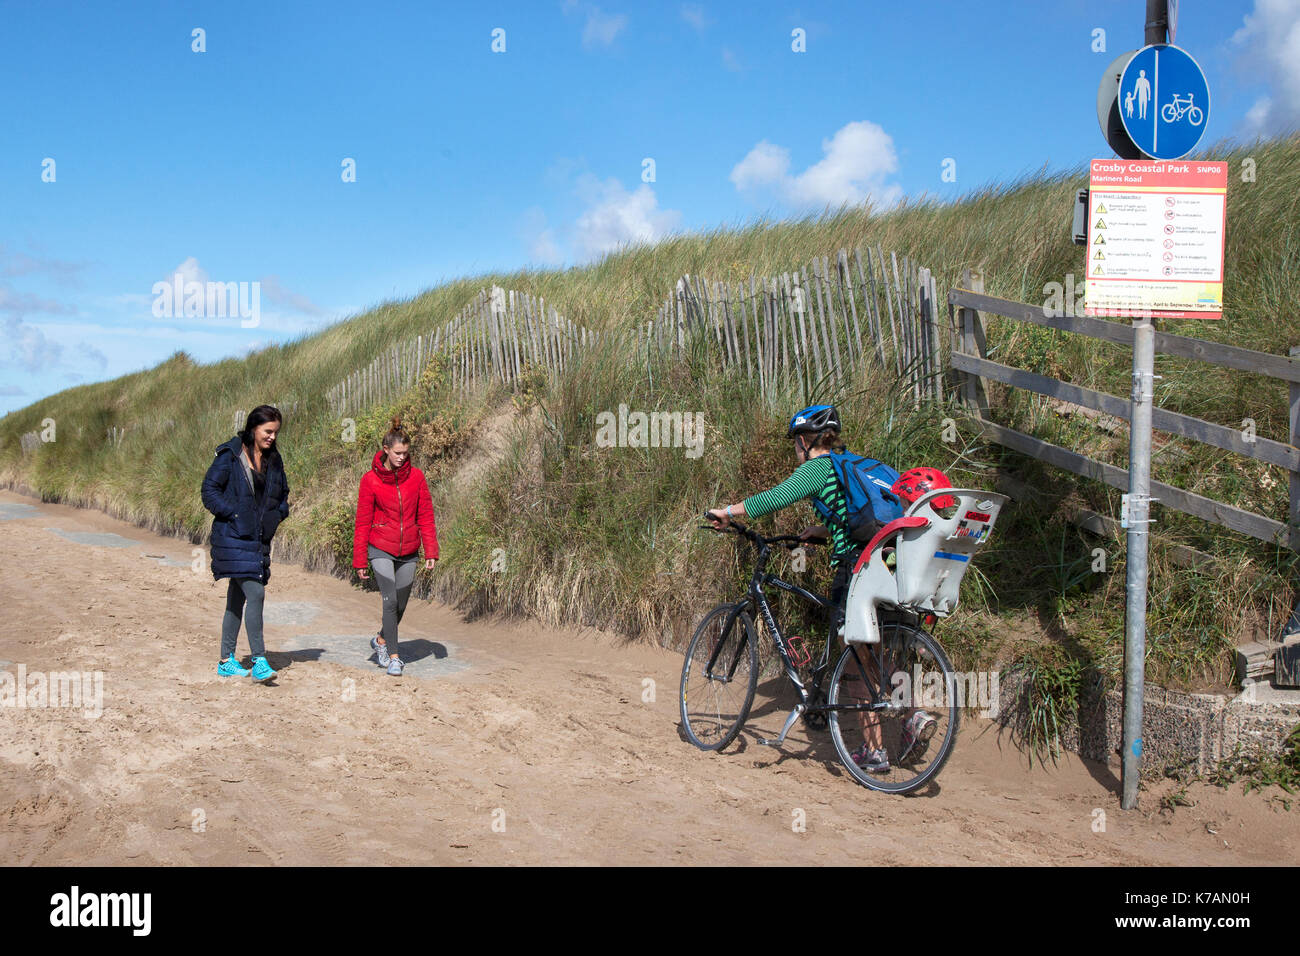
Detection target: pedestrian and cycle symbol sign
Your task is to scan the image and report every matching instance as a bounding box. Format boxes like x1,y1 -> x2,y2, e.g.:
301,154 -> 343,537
1119,44 -> 1210,160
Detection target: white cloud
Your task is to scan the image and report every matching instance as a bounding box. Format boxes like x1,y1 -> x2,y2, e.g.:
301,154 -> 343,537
2,314 -> 62,371
681,4 -> 711,31
0,245 -> 86,285
730,141 -> 790,190
730,120 -> 902,209
0,283 -> 74,318
531,230 -> 563,265
581,5 -> 626,49
517,207 -> 565,266
572,175 -> 681,261
258,274 -> 326,317
721,46 -> 742,72
166,255 -> 209,287
77,341 -> 108,370
1232,0 -> 1300,135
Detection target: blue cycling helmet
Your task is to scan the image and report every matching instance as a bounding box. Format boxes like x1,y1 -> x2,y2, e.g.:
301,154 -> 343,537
787,404 -> 840,438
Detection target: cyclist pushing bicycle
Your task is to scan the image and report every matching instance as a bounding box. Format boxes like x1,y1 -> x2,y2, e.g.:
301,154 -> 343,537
706,403 -> 939,773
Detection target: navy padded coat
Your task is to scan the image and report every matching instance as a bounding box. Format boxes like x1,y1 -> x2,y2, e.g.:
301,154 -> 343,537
201,435 -> 290,583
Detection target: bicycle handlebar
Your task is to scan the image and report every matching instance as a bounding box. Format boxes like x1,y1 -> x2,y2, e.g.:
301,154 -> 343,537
698,516 -> 821,550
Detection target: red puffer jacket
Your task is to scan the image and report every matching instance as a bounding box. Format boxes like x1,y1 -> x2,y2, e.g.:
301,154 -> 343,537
352,450 -> 439,568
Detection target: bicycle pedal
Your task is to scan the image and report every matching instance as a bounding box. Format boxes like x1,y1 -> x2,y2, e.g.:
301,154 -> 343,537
758,704 -> 804,747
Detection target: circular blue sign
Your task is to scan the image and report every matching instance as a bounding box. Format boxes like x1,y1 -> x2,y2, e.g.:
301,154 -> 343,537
1118,44 -> 1210,160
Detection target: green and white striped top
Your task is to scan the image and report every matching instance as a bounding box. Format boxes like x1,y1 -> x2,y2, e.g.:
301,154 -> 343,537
742,455 -> 856,565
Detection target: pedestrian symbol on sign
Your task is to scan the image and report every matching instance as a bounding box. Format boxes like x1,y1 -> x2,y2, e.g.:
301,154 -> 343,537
1133,69 -> 1151,119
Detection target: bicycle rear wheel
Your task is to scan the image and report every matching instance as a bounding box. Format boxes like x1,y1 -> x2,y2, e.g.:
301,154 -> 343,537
679,604 -> 759,751
827,622 -> 960,794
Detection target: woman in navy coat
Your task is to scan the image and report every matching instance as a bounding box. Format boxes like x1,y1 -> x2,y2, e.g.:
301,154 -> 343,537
201,405 -> 290,681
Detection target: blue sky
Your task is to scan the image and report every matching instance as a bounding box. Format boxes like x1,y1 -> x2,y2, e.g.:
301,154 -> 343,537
1,0 -> 1296,416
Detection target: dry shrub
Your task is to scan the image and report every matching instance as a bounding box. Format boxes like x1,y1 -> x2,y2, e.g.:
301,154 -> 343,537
411,416 -> 478,480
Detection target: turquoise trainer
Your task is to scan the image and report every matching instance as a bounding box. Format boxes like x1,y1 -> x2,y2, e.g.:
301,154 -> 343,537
218,657 -> 250,677
249,656 -> 277,682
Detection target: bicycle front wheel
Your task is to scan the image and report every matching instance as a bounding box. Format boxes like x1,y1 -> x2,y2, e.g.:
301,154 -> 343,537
827,622 -> 960,794
679,604 -> 759,751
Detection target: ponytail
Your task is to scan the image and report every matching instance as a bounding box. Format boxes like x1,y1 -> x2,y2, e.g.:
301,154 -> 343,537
382,416 -> 411,448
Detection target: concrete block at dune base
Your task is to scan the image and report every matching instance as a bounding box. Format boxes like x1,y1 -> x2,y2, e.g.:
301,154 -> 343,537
1142,694 -> 1217,774
995,673 -> 1299,776
1221,680 -> 1300,757
1071,681 -> 1119,764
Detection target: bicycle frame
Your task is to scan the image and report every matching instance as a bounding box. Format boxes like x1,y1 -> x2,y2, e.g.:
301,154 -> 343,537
703,528 -> 898,726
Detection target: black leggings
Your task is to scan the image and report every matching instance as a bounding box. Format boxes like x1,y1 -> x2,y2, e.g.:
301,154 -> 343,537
829,562 -> 855,620
221,578 -> 265,660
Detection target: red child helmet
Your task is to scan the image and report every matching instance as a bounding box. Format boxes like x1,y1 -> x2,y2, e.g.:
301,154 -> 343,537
892,466 -> 956,511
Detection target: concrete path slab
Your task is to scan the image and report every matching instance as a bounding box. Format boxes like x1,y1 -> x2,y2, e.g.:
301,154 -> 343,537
44,527 -> 138,547
0,503 -> 42,520
274,632 -> 470,679
262,601 -> 323,627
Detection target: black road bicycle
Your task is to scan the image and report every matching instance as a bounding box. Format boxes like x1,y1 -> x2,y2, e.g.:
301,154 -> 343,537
679,520 -> 959,794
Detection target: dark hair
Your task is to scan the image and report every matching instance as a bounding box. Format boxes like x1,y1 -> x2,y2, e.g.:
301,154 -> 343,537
812,428 -> 841,450
799,428 -> 839,451
382,416 -> 411,449
240,405 -> 283,466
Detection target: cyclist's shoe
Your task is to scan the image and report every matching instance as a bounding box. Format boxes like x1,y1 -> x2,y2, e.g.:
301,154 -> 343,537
218,657 -> 249,677
370,633 -> 390,667
899,710 -> 938,761
249,657 -> 277,682
386,658 -> 404,677
851,744 -> 890,773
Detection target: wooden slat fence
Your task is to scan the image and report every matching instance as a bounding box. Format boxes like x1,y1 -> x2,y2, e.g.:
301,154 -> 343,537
643,247 -> 945,403
327,287 -> 601,418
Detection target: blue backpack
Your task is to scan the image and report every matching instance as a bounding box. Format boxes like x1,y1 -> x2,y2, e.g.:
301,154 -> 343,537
813,452 -> 904,544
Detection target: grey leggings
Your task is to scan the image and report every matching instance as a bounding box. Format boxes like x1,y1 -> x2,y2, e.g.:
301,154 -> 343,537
221,578 -> 265,660
369,544 -> 418,657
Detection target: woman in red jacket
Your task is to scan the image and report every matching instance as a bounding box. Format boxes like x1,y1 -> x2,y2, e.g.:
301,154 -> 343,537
353,417 -> 438,676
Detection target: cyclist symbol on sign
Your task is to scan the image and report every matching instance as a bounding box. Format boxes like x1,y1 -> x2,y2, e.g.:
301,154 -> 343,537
1162,92 -> 1204,126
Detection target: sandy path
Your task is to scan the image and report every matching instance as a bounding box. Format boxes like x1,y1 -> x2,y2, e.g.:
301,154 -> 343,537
0,488 -> 1294,865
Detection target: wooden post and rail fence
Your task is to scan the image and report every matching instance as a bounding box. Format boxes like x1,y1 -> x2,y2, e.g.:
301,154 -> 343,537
948,269 -> 1300,683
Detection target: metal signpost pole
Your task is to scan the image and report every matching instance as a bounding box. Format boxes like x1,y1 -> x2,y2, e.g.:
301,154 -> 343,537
1122,318 -> 1155,809
1119,0 -> 1168,811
